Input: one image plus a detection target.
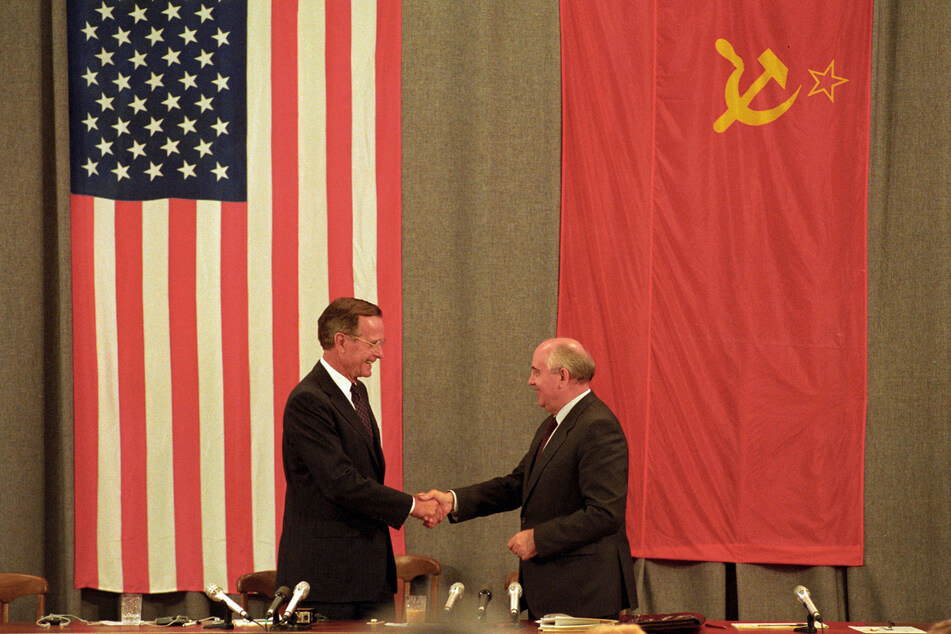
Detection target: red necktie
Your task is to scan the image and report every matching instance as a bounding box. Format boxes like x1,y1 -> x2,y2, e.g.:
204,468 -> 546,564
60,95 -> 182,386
350,382 -> 375,439
533,416 -> 558,468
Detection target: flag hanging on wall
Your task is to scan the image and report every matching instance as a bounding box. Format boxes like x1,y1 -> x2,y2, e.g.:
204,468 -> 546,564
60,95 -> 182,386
558,0 -> 871,565
67,0 -> 402,593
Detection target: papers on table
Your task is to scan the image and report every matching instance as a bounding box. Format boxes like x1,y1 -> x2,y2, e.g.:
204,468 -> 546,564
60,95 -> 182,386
730,625 -> 925,634
537,613 -> 619,631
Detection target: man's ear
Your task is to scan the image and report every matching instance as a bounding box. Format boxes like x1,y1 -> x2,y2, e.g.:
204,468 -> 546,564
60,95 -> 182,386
332,331 -> 349,349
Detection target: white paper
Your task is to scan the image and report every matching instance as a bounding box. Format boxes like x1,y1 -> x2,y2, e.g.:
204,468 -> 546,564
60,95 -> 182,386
730,625 -> 924,634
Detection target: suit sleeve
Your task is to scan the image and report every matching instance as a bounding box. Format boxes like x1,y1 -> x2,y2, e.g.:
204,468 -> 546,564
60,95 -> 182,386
451,414 -> 560,521
285,388 -> 413,528
531,414 -> 629,558
450,455 -> 530,522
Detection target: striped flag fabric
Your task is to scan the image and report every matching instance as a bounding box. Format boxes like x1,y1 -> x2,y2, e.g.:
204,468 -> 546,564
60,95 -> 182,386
68,0 -> 402,593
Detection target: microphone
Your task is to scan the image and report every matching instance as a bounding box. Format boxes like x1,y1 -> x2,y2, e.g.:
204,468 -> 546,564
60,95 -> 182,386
507,581 -> 522,619
444,582 -> 465,612
476,587 -> 492,620
205,583 -> 250,621
794,585 -> 822,623
282,581 -> 310,622
266,586 -> 291,621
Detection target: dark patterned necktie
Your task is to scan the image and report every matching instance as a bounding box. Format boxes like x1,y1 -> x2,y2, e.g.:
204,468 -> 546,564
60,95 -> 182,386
350,381 -> 375,439
532,416 -> 558,469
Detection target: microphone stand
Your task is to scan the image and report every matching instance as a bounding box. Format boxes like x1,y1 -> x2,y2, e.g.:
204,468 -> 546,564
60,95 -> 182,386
794,613 -> 818,633
507,598 -> 522,627
204,609 -> 235,630
272,611 -> 313,631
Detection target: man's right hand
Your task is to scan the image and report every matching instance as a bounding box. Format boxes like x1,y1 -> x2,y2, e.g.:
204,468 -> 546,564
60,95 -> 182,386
411,495 -> 446,528
415,490 -> 455,528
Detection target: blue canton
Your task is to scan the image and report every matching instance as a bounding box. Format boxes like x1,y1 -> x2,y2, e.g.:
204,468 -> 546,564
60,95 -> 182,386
67,0 -> 247,202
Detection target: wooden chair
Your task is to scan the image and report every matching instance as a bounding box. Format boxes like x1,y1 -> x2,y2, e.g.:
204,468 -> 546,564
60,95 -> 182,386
394,555 -> 441,622
0,573 -> 49,623
236,570 -> 276,615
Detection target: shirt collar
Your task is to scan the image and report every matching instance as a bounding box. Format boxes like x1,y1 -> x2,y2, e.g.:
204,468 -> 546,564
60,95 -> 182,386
554,388 -> 591,424
320,357 -> 356,405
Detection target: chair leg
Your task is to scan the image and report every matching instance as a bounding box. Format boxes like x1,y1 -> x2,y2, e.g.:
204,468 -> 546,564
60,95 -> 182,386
427,577 -> 439,620
394,580 -> 405,622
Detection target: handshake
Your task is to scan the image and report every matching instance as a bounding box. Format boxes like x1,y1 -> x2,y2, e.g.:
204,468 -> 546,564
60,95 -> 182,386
408,489 -> 539,560
409,489 -> 454,528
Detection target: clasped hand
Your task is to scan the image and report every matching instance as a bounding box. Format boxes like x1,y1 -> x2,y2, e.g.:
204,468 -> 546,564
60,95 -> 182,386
410,489 -> 454,528
410,490 -> 538,560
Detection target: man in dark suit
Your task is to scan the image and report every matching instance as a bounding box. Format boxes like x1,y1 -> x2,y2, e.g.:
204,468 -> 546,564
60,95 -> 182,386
421,338 -> 637,620
276,297 -> 441,621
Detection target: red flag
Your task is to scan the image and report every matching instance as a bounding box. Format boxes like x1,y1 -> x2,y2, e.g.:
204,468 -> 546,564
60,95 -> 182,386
69,0 -> 402,592
559,0 -> 870,565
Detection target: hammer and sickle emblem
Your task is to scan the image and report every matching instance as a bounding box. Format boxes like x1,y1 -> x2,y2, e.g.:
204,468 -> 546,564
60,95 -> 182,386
713,38 -> 801,133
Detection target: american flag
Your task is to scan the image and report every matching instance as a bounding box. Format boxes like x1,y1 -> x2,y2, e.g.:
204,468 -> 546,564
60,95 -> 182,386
68,0 -> 247,202
67,0 -> 403,593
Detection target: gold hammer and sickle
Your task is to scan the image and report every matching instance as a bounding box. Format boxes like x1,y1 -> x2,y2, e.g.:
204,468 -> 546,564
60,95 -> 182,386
713,38 -> 801,133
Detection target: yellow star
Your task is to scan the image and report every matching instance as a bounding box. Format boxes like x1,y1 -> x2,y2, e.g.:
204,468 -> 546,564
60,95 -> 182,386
808,60 -> 849,102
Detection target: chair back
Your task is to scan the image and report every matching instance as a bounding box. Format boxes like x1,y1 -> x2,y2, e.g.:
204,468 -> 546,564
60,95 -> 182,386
504,571 -> 519,592
0,573 -> 49,623
236,570 -> 276,614
394,555 -> 441,622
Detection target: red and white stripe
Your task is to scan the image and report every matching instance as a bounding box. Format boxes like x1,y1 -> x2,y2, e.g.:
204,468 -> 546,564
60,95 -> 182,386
72,0 -> 402,594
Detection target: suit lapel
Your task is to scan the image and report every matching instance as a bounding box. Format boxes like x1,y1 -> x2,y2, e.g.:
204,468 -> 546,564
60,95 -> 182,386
523,392 -> 595,502
354,381 -> 386,469
313,363 -> 384,472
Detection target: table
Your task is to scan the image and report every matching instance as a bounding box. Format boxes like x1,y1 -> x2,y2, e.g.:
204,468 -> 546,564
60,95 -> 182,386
0,621 -> 933,634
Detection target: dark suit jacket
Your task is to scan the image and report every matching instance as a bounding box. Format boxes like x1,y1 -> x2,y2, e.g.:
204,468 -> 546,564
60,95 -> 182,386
276,361 -> 413,603
452,391 -> 637,618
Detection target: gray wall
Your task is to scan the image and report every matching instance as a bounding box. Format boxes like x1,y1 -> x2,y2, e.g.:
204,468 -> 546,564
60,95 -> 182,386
401,1 -> 561,621
0,0 -> 948,625
0,0 -> 77,624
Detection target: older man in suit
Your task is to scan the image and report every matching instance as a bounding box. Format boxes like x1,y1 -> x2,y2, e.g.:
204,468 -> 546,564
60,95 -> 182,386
422,338 -> 637,620
276,297 -> 441,621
